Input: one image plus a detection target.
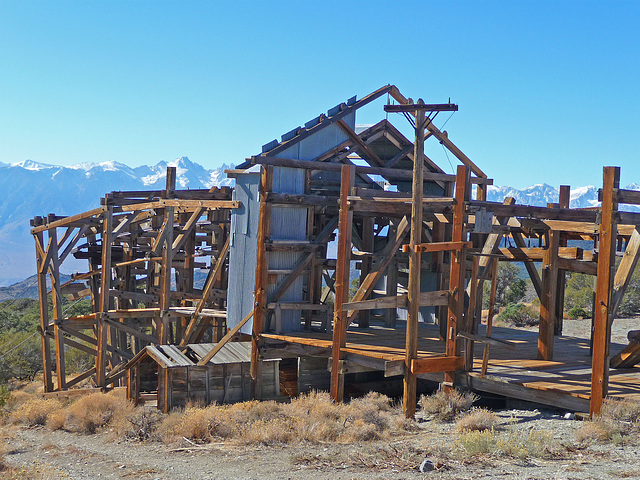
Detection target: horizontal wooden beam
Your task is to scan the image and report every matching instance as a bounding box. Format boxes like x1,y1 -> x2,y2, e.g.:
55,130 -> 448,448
470,201 -> 598,223
343,290 -> 450,311
407,241 -> 472,254
411,355 -> 464,375
384,103 -> 458,113
557,257 -> 598,275
250,156 -> 493,185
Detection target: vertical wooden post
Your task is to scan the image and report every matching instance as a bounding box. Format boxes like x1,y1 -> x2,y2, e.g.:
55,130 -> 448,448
481,258 -> 499,375
358,217 -> 375,328
385,221 -> 398,328
464,256 -> 479,371
555,185 -> 570,335
445,165 -> 470,386
158,167 -> 176,344
538,230 -> 559,360
251,165 -> 273,399
438,181 -> 454,341
47,227 -> 66,390
330,164 -> 355,402
96,206 -> 113,387
403,102 -> 425,418
33,228 -> 53,392
591,166 -> 619,415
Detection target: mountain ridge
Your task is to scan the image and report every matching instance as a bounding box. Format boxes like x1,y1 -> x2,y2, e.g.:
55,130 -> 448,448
0,157 -> 637,287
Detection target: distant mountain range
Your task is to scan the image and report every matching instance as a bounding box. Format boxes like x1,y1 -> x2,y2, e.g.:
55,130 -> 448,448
0,157 -> 232,287
0,157 -> 637,289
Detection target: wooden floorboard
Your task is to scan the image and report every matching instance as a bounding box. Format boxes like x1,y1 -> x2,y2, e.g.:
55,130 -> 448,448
261,320 -> 640,408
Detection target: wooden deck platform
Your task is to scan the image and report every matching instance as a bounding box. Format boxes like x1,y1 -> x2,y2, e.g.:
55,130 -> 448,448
261,321 -> 640,412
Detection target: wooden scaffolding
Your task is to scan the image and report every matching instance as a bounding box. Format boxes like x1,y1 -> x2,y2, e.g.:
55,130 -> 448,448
32,85 -> 640,416
32,168 -> 237,395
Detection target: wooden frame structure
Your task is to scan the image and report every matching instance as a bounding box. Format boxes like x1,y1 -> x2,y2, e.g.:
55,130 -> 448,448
33,85 -> 640,417
32,168 -> 237,395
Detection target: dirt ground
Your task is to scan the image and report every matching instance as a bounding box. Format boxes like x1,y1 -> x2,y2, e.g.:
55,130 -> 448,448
3,318 -> 640,480
4,409 -> 640,480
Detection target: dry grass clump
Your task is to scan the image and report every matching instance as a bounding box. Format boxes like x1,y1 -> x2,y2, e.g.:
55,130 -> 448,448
458,429 -> 552,459
455,408 -> 499,433
53,389 -> 135,434
419,388 -> 478,422
157,391 -> 410,445
576,398 -> 640,444
8,398 -> 62,427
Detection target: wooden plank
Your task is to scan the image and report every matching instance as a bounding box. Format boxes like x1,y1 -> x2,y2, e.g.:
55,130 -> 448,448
96,206 -> 113,387
511,231 -> 543,298
252,156 -> 493,185
251,165 -> 273,399
337,119 -> 384,166
330,164 -> 355,402
158,168 -> 176,345
445,165 -> 470,387
46,228 -> 67,391
410,241 -> 471,253
470,201 -> 598,223
34,231 -> 53,392
464,256 -> 479,371
196,309 -> 255,366
610,342 -> 640,369
31,206 -> 107,233
556,258 -> 598,276
538,230 -> 559,360
358,216 -> 375,328
404,102 -> 426,419
591,166 -> 620,415
611,227 -> 640,318
411,356 -> 464,375
497,246 -> 583,261
65,367 -> 97,389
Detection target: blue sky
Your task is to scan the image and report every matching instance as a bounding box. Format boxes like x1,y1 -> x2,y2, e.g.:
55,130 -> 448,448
0,0 -> 638,189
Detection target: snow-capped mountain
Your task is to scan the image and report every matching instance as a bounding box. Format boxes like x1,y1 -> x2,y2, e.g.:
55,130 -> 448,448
487,183 -> 640,211
0,157 -> 233,286
0,157 -> 637,287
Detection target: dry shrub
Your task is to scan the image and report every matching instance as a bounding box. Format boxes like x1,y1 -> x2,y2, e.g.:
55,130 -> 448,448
157,390 -> 409,445
419,388 -> 478,422
8,398 -> 62,427
53,389 -> 135,434
458,429 -> 552,459
576,398 -> 640,444
575,421 -> 611,443
455,408 -> 498,433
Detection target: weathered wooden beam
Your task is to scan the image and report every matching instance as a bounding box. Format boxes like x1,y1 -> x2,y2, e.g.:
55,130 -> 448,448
611,227 -> 640,318
336,119 -> 385,167
538,231 -> 559,360
251,156 -> 493,185
96,206 -> 113,387
251,165 -> 273,399
591,166 -> 619,416
403,102 -> 426,419
330,164 -> 355,403
34,230 -> 53,392
196,309 -> 254,366
411,356 -> 464,375
445,165 -> 470,387
342,290 -> 449,311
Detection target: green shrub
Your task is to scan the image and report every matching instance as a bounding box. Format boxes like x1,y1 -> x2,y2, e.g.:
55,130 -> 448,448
567,306 -> 590,319
496,303 -> 538,327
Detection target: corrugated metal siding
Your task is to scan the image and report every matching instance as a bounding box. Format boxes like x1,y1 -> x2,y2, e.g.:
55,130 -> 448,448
228,110 -> 357,334
226,172 -> 260,334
